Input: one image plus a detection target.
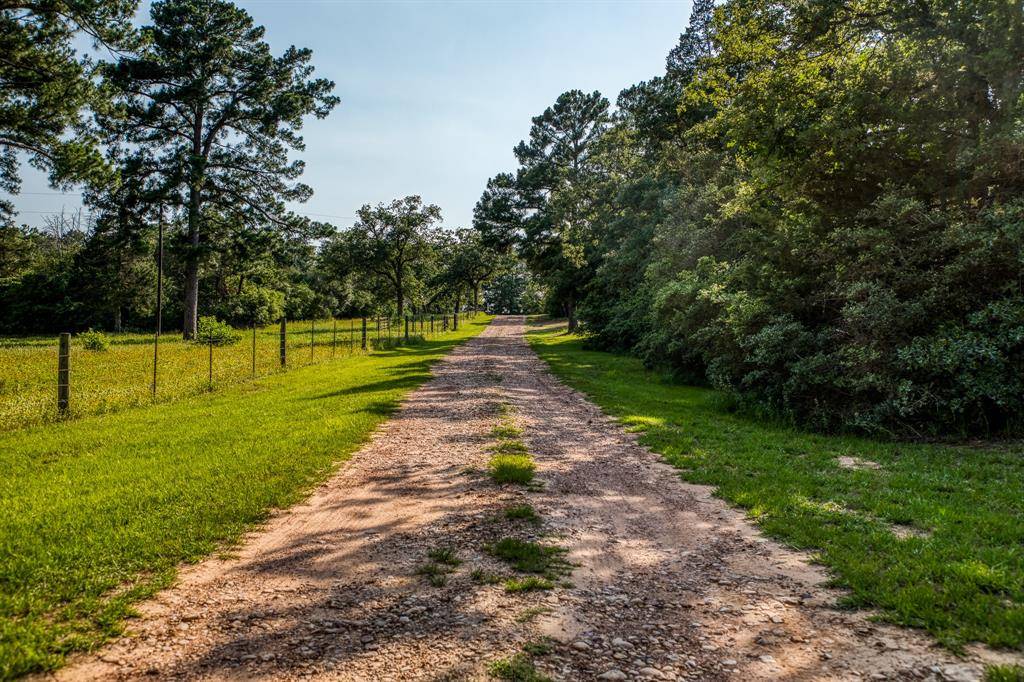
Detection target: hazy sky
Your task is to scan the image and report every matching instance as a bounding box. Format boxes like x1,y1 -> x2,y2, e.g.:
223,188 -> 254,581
10,0 -> 691,231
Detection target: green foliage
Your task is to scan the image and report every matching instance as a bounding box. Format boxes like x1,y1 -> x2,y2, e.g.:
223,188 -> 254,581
77,329 -> 109,352
482,0 -> 1024,437
529,322 -> 1024,649
0,1 -> 133,225
102,0 -> 338,337
0,317 -> 491,676
194,316 -> 241,346
220,284 -> 284,327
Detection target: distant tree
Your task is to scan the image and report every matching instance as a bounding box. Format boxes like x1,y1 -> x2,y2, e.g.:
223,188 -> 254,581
513,89 -> 610,330
340,196 -> 443,318
449,228 -> 502,311
0,0 -> 137,226
102,0 -> 338,338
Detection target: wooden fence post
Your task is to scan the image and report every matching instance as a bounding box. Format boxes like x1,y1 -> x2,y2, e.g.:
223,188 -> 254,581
57,333 -> 70,414
430,315 -> 434,336
280,318 -> 287,367
310,319 -> 315,361
251,324 -> 257,377
332,318 -> 337,356
404,316 -> 409,343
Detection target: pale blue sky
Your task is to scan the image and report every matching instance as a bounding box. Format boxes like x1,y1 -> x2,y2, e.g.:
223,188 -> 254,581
11,0 -> 691,231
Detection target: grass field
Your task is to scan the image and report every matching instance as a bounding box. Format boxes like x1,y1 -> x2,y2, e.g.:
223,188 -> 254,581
0,315 -> 491,678
527,319 -> 1024,652
0,315 -> 443,432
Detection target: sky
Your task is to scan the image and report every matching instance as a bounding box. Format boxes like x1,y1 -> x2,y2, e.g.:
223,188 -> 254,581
10,0 -> 691,232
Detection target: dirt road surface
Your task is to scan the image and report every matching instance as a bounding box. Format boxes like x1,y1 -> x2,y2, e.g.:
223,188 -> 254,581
53,317 -> 1015,681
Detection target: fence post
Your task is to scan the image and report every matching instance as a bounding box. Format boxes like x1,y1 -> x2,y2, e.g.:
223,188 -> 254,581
311,319 -> 315,361
332,318 -> 337,356
349,318 -> 354,354
280,318 -> 287,367
361,316 -> 368,350
430,315 -> 434,336
251,324 -> 257,377
208,335 -> 213,389
57,332 -> 70,414
405,316 -> 410,343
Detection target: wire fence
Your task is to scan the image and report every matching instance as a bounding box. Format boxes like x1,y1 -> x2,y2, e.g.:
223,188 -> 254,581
0,312 -> 476,433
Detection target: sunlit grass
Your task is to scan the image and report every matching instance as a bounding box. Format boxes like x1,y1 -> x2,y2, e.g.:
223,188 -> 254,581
527,318 -> 1024,651
0,317 -> 452,432
0,316 -> 491,678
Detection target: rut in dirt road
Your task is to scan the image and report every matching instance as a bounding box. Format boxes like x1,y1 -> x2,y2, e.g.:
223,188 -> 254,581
54,316 -> 1006,681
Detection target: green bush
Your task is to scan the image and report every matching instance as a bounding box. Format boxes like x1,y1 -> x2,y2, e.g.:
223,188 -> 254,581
78,329 -> 109,352
218,283 -> 284,327
194,316 -> 241,346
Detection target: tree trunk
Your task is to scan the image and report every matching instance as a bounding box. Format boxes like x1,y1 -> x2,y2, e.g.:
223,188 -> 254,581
473,283 -> 479,312
183,113 -> 204,340
566,295 -> 577,332
183,183 -> 201,339
395,271 -> 405,319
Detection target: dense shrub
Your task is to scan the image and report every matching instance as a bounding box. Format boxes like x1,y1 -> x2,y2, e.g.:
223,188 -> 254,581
473,0 -> 1024,436
218,283 -> 284,327
78,329 -> 110,352
193,316 -> 241,346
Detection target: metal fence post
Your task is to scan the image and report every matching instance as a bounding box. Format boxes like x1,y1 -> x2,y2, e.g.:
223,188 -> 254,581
361,316 -> 368,350
430,315 -> 434,336
57,333 -> 70,414
405,316 -> 409,343
280,318 -> 287,367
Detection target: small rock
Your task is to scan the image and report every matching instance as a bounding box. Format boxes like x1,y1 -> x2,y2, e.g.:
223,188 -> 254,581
612,637 -> 634,650
572,640 -> 590,651
598,670 -> 628,681
722,659 -> 738,667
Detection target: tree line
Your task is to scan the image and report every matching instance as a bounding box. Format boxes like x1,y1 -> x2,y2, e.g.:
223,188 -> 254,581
1,0 -> 520,340
474,0 -> 1024,437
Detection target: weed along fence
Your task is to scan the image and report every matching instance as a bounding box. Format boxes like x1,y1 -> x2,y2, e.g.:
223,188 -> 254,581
0,311 -> 481,433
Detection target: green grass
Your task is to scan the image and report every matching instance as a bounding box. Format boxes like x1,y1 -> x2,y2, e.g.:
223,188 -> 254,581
486,538 -> 569,578
491,423 -> 523,439
487,653 -> 551,682
469,568 -> 503,585
527,319 -> 1024,651
503,576 -> 555,593
0,316 -> 492,678
0,317 -> 457,433
488,454 -> 536,485
987,665 -> 1024,681
504,504 -> 541,524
